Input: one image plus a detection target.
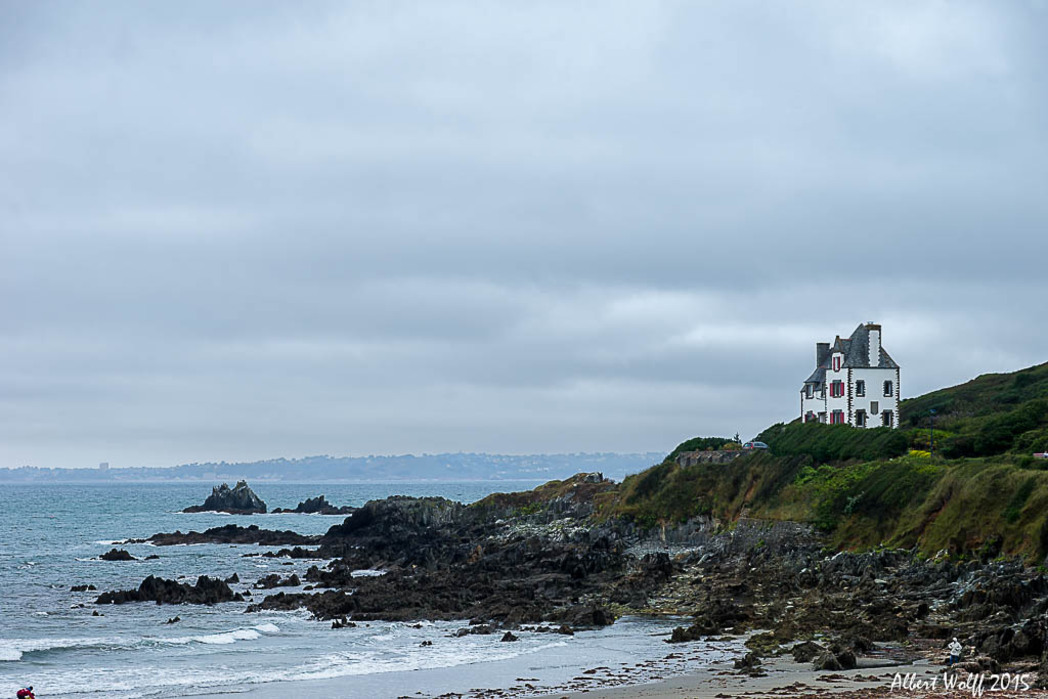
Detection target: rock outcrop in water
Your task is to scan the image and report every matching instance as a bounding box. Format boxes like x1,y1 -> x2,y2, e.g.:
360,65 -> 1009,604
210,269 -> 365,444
272,495 -> 355,515
183,480 -> 266,514
99,548 -> 137,561
139,524 -> 319,547
96,575 -> 243,605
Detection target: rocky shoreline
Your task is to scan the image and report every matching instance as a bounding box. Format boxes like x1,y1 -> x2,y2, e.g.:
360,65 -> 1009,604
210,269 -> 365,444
94,474 -> 1048,690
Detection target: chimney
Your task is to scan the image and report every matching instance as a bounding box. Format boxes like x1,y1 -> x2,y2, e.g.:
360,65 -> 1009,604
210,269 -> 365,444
816,342 -> 830,368
866,323 -> 881,367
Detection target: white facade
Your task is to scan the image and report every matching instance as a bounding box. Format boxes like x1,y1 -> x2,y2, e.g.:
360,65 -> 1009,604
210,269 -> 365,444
800,323 -> 900,429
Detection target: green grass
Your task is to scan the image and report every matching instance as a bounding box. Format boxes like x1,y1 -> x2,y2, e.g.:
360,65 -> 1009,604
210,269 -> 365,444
755,422 -> 908,463
901,362 -> 1048,458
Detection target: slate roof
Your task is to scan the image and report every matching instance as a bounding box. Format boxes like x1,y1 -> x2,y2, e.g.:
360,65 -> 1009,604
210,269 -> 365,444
840,324 -> 899,369
802,323 -> 898,389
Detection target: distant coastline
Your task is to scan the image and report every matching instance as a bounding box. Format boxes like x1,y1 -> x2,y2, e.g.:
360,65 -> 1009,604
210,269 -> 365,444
0,451 -> 663,484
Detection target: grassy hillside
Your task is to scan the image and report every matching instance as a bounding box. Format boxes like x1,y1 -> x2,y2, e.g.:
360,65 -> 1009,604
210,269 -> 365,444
592,361 -> 1048,560
901,362 -> 1048,458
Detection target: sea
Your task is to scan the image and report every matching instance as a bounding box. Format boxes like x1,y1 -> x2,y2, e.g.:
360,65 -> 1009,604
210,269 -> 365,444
0,482 -> 738,698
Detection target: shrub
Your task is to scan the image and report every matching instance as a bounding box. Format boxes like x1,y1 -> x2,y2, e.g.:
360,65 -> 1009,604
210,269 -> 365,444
665,436 -> 739,463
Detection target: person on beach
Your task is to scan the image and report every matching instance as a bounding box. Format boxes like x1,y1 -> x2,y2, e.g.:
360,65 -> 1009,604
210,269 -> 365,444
16,687 -> 35,699
947,637 -> 963,667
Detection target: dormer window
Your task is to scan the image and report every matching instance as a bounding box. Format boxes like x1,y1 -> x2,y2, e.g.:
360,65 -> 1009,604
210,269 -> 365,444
832,355 -> 842,372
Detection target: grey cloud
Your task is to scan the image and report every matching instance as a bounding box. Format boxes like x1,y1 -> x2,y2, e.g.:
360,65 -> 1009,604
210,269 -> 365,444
2,1 -> 1047,468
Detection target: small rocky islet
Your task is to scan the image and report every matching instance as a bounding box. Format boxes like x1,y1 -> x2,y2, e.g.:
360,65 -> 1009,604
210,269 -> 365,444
82,472 -> 1048,689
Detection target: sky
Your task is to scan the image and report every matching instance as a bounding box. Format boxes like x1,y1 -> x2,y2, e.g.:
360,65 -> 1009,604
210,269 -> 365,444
2,1 -> 1047,469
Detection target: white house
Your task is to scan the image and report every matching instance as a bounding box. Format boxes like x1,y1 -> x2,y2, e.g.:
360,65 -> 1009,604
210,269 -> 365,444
800,323 -> 900,428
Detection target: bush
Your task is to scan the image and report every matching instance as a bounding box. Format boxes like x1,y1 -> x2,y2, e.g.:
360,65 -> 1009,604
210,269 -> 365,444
666,436 -> 739,463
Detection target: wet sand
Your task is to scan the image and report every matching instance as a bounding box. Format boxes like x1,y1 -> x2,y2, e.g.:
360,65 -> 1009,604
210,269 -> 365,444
189,651 -> 997,698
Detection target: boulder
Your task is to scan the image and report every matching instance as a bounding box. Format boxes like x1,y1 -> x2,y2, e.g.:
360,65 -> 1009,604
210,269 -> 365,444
667,618 -> 720,644
184,481 -> 267,514
813,647 -> 857,671
791,641 -> 825,663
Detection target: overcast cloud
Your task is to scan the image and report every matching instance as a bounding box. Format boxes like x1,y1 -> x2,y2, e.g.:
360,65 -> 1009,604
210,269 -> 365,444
2,1 -> 1047,469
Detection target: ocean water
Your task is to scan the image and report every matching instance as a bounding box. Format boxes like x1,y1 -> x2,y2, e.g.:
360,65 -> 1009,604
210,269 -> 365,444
0,483 -> 732,698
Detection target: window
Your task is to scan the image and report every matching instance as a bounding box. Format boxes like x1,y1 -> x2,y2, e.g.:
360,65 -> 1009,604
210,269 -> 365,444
805,411 -> 817,423
831,410 -> 845,425
871,401 -> 879,415
832,355 -> 842,372
855,410 -> 866,427
830,381 -> 844,398
855,380 -> 865,397
819,412 -> 827,423
882,410 -> 894,427
805,385 -> 813,399
883,381 -> 893,397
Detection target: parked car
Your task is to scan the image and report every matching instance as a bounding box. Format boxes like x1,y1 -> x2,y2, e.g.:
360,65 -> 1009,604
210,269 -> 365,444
742,441 -> 769,451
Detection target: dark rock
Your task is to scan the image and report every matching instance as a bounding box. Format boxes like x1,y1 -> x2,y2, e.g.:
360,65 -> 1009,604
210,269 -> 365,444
100,548 -> 136,561
420,640 -> 433,647
813,651 -> 843,671
734,651 -> 762,670
555,605 -> 613,629
225,573 -> 240,584
142,524 -> 318,547
95,575 -> 243,605
667,619 -> 719,644
501,632 -> 519,642
71,584 -> 97,592
331,617 -> 356,629
272,496 -> 355,516
144,555 -> 160,560
791,641 -> 825,663
814,647 -> 857,671
254,573 -> 301,589
183,480 -> 267,514
257,547 -> 323,559
166,616 -> 181,624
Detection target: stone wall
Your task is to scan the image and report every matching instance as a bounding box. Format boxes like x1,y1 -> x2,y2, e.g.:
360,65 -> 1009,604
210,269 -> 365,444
675,450 -> 743,467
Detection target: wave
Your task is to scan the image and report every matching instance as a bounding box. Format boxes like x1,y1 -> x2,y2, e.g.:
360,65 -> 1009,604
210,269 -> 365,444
0,623 -> 280,661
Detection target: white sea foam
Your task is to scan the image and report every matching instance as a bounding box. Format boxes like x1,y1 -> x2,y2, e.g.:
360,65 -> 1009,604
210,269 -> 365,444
350,569 -> 386,578
0,648 -> 22,661
165,624 -> 277,646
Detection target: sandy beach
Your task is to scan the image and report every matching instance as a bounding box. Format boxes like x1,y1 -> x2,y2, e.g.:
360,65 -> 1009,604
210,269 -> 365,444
187,644 -> 1034,699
